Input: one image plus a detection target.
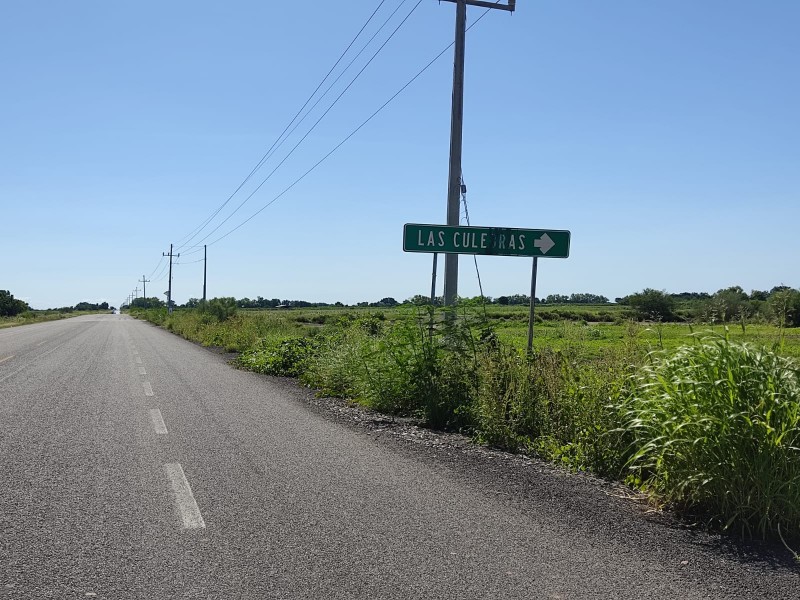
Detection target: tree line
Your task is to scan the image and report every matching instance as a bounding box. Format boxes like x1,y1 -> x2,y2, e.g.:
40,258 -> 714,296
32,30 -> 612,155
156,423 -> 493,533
0,290 -> 30,317
0,290 -> 112,317
123,284 -> 800,327
617,286 -> 800,326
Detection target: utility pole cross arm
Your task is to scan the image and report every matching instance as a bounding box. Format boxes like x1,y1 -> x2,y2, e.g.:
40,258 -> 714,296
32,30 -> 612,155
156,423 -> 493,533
140,275 -> 151,299
440,0 -> 516,12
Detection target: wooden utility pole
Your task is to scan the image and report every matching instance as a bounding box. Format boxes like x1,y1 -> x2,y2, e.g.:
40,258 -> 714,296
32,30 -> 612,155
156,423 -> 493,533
163,244 -> 180,314
440,0 -> 515,307
202,245 -> 207,303
526,257 -> 538,355
140,275 -> 150,299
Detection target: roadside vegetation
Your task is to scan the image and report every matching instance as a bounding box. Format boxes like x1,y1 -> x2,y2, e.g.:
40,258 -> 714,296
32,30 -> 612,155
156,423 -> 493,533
130,286 -> 800,544
0,290 -> 113,329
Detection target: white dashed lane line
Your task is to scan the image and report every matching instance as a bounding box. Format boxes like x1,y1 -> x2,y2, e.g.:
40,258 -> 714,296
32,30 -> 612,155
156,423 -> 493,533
125,343 -> 203,530
0,355 -> 14,364
164,463 -> 206,530
149,409 -> 168,435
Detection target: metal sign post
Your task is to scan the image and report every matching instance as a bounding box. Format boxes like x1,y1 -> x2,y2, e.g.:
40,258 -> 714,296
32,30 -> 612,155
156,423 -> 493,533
527,257 -> 539,355
430,253 -> 439,304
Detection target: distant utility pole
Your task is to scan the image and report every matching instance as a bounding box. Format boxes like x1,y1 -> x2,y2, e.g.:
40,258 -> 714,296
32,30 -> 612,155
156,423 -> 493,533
440,0 -> 515,307
140,275 -> 150,299
202,245 -> 207,302
163,244 -> 180,314
133,287 -> 139,298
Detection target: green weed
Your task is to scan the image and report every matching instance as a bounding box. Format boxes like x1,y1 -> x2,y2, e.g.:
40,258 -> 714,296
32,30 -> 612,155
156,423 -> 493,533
617,333 -> 800,539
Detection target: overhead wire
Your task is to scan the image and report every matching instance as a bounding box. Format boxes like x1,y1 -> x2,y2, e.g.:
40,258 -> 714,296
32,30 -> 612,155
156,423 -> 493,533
175,257 -> 206,265
190,3 -> 497,251
174,0 -> 391,252
151,260 -> 170,282
460,174 -> 489,317
256,0 -> 413,180
146,255 -> 166,280
182,0 -> 425,252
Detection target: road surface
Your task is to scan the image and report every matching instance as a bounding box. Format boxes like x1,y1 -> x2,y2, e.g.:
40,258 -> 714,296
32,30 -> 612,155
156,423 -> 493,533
1,315 -> 797,598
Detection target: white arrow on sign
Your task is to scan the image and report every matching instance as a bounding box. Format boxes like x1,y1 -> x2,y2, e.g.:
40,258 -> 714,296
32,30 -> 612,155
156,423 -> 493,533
534,233 -> 555,255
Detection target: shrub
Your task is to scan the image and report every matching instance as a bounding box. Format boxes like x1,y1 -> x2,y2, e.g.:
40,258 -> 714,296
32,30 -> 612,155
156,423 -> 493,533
473,343 -> 630,475
352,310 -> 477,428
621,288 -> 676,321
0,290 -> 29,317
237,337 -> 319,377
200,297 -> 238,322
618,334 -> 800,539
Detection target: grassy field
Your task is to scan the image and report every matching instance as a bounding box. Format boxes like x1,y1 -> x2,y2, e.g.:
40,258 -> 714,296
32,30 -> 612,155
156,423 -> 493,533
163,303 -> 800,360
130,302 -> 800,544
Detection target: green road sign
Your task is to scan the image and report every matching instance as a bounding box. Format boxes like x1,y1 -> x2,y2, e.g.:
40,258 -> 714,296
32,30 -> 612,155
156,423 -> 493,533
403,223 -> 570,258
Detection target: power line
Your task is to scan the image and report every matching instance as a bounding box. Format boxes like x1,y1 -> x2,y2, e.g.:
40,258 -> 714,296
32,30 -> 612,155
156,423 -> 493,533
175,257 -> 205,265
147,255 -> 166,279
256,0 -> 414,183
183,0 -> 425,251
191,4 -> 497,251
174,0 -> 391,252
151,259 -> 171,282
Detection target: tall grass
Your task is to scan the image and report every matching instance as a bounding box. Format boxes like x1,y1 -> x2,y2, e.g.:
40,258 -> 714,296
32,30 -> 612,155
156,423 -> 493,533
131,306 -> 306,352
468,333 -> 638,476
618,334 -> 800,539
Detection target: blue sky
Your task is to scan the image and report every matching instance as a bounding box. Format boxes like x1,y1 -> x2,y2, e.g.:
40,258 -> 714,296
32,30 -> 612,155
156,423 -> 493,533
2,1 -> 798,309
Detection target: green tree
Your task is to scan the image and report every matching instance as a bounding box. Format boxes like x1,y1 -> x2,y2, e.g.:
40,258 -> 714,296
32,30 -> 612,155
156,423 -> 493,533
74,301 -> 109,311
0,290 -> 30,317
544,294 -> 569,304
406,295 -> 436,306
200,297 -> 238,322
768,288 -> 800,328
131,297 -> 165,309
711,286 -> 749,322
568,293 -> 609,304
621,288 -> 675,320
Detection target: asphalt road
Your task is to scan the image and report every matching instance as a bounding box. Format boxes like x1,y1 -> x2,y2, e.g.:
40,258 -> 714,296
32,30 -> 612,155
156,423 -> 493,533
1,314 -> 797,599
